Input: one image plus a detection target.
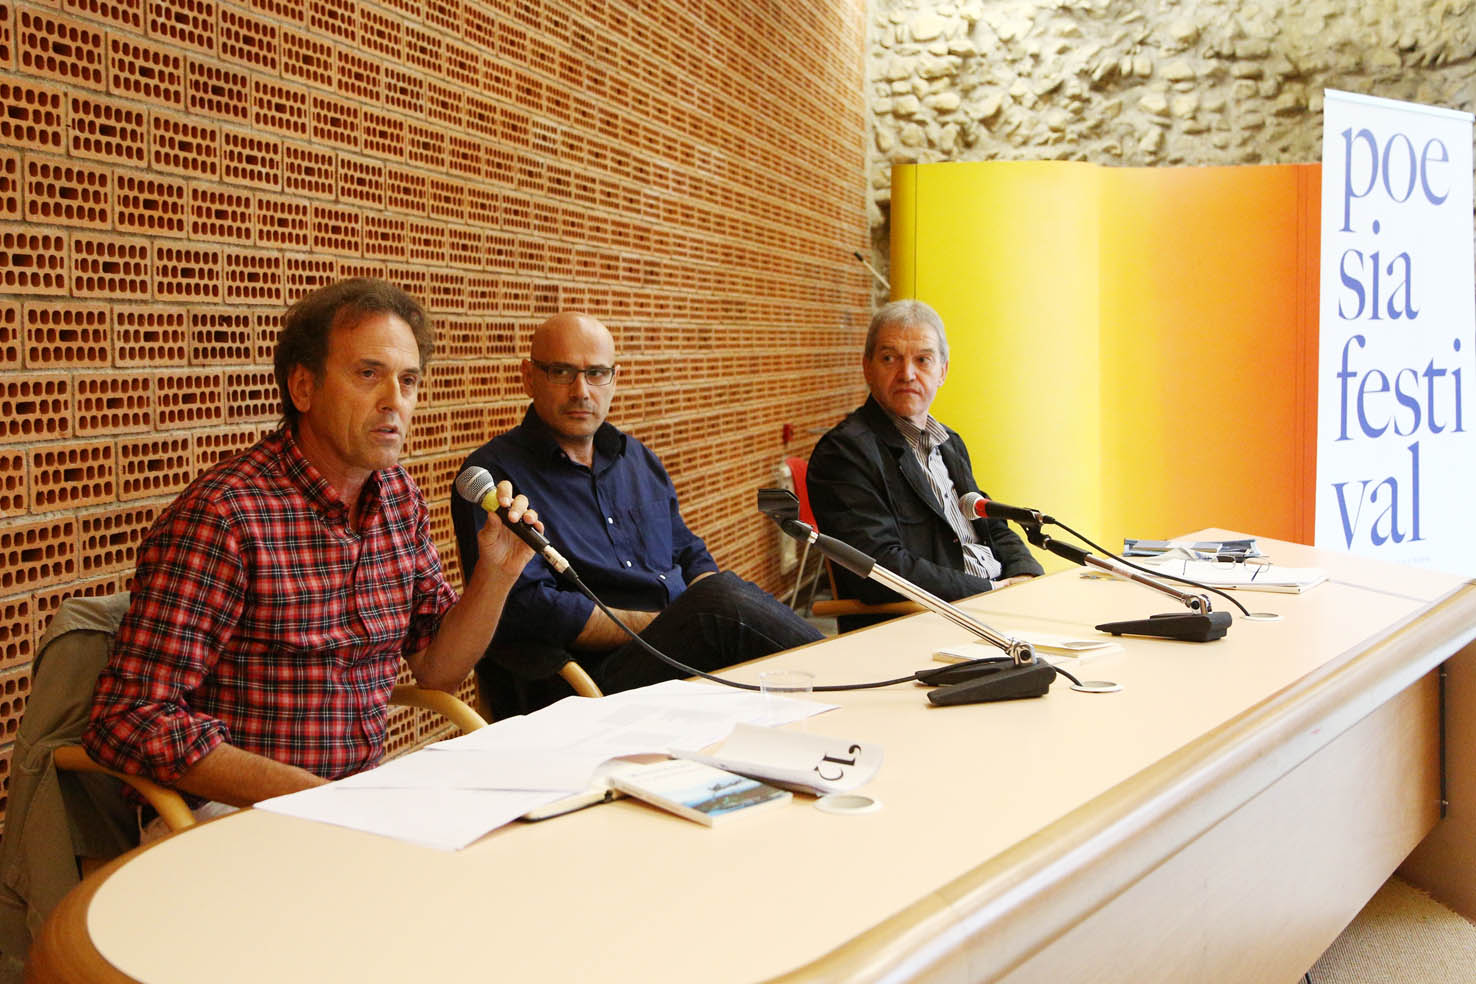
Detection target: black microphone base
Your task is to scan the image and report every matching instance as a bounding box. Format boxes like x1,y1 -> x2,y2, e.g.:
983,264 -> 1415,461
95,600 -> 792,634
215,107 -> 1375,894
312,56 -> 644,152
926,661 -> 1056,705
1095,611 -> 1231,642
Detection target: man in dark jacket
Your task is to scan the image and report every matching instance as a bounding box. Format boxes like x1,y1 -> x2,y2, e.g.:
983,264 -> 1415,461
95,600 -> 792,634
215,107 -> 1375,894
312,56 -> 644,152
807,299 -> 1043,630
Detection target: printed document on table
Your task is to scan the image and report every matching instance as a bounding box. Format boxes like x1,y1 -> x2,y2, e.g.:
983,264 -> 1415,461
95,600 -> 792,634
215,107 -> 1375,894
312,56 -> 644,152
256,680 -> 837,850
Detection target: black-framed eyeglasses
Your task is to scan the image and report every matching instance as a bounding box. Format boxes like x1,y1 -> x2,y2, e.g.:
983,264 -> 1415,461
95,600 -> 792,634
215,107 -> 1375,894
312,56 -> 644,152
530,360 -> 618,386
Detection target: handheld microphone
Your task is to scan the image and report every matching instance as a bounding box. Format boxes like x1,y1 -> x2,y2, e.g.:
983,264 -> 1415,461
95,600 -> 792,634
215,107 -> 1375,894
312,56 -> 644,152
454,466 -> 570,574
958,492 -> 1045,527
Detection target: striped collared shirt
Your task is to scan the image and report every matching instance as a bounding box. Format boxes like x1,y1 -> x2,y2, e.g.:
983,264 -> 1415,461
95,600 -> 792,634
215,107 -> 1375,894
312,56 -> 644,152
883,409 -> 1002,581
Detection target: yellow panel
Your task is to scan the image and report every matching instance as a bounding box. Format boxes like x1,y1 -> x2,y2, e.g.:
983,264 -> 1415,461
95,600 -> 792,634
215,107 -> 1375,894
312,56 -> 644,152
896,161 -> 1103,553
890,160 -> 1320,569
1097,164 -> 1319,547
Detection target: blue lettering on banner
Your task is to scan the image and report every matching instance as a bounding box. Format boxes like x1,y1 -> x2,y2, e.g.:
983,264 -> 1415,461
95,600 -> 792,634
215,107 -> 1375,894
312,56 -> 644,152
1329,118 -> 1466,551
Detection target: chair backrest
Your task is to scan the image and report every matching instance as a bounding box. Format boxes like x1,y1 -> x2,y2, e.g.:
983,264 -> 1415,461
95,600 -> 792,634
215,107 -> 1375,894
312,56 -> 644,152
785,456 -> 817,528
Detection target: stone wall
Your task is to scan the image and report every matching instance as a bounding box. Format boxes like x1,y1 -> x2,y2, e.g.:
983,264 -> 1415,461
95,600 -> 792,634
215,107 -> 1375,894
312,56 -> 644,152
868,0 -> 1476,271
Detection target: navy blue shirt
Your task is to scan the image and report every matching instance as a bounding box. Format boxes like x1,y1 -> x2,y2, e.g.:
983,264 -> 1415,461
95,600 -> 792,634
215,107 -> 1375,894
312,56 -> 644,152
452,406 -> 719,648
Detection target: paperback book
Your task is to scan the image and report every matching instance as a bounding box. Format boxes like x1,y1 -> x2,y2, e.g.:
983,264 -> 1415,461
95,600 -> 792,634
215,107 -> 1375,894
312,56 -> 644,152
609,758 -> 792,827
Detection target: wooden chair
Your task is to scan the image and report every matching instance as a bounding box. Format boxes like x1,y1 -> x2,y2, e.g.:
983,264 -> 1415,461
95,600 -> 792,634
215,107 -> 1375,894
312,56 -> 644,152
787,457 -> 923,623
35,594 -> 493,836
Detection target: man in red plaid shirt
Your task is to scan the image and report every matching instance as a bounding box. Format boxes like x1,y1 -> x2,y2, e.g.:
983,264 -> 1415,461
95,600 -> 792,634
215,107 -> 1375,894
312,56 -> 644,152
83,279 -> 539,815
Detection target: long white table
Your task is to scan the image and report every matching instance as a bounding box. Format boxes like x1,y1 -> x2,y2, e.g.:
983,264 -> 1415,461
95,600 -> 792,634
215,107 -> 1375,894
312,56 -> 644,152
30,532 -> 1476,983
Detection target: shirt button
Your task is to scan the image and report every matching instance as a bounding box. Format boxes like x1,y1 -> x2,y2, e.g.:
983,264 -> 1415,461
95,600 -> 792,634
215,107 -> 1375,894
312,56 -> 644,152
607,517 -> 614,524
658,574 -> 666,580
624,560 -> 632,568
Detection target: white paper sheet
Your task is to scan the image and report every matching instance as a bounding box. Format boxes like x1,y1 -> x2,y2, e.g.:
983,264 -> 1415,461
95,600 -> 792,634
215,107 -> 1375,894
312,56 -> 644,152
255,680 -> 838,850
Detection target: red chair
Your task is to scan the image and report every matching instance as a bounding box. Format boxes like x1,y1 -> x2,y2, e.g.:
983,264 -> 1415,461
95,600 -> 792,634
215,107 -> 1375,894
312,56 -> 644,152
785,456 -> 922,622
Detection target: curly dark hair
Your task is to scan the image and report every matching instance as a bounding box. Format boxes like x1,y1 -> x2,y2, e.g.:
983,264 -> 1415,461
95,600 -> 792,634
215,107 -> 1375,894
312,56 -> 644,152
273,279 -> 434,427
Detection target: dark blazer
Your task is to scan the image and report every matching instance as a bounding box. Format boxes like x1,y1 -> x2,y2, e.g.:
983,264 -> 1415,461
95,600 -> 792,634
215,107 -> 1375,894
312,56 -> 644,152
807,397 -> 1043,626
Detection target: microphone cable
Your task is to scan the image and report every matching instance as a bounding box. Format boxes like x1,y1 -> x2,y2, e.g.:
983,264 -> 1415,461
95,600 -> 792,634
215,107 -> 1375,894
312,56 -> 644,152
556,564 -> 952,693
1045,520 -> 1253,618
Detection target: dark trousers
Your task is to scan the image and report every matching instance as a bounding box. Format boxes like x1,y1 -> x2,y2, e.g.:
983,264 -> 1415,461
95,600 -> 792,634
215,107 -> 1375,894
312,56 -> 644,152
597,571 -> 824,693
476,572 -> 822,718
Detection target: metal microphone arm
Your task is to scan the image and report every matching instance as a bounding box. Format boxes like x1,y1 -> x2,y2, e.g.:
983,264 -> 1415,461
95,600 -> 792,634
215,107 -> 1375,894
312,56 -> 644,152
1022,525 -> 1214,613
1022,524 -> 1230,642
778,518 -> 1036,666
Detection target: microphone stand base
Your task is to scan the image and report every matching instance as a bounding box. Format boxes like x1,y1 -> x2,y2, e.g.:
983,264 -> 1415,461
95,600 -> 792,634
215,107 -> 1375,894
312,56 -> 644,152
1095,611 -> 1231,642
926,661 -> 1056,705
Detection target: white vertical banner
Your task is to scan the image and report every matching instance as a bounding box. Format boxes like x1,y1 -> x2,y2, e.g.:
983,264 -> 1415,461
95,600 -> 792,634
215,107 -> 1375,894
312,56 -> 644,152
1316,90 -> 1475,573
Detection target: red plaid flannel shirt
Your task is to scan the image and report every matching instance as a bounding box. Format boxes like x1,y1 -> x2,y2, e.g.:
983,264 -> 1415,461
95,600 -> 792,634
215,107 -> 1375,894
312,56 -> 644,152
83,427 -> 458,787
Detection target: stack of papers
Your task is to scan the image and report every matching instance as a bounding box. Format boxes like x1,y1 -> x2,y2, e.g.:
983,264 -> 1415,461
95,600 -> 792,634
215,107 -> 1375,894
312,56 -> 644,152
934,631 -> 1121,667
1134,558 -> 1327,593
256,679 -> 837,851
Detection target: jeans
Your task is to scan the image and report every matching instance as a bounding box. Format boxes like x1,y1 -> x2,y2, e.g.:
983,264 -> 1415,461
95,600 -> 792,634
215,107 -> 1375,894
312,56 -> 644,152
476,572 -> 822,717
596,571 -> 824,693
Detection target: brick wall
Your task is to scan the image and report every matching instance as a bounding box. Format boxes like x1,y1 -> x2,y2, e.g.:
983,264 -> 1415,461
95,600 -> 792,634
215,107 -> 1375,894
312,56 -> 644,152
0,0 -> 872,830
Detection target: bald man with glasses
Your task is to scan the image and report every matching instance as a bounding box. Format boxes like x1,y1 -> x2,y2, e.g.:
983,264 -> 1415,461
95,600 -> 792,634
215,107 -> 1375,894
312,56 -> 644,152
452,312 -> 821,715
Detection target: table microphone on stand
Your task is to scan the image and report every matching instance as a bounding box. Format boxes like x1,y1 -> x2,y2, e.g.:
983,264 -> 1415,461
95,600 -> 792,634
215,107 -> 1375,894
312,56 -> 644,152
758,489 -> 1065,705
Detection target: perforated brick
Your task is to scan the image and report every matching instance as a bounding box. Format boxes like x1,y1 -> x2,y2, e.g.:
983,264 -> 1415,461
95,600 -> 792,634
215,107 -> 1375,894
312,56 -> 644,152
220,129 -> 281,190
448,404 -> 491,447
0,78 -> 66,152
356,5 -> 401,59
187,59 -> 250,123
0,448 -> 23,519
151,242 -> 221,303
283,254 -> 335,302
224,367 -> 278,422
425,270 -> 467,313
335,45 -> 381,103
22,301 -> 109,368
69,92 -> 148,166
75,502 -> 156,577
362,213 -> 406,261
218,4 -> 279,73
443,37 -> 479,90
309,92 -> 361,151
148,0 -> 215,54
402,22 -> 442,76
0,374 -> 71,443
309,0 -> 356,43
29,439 -> 115,511
309,203 -> 361,256
186,183 -> 251,243
281,26 -> 334,89
106,32 -> 183,111
0,595 -> 31,672
246,192 -> 306,250
149,110 -> 219,179
19,7 -> 107,91
382,64 -> 424,117
405,220 -> 448,266
0,228 -> 66,295
183,310 -> 248,364
336,155 -> 385,209
223,249 -> 284,305
21,155 -> 108,233
0,516 -> 76,593
112,304 -> 186,366
384,166 -> 427,216
0,666 -> 32,745
154,369 -> 225,431
251,75 -> 311,139
116,432 -> 192,500
250,308 -> 278,362
193,425 -> 260,472
66,0 -> 146,31
335,259 -> 385,282
111,170 -> 187,237
403,406 -> 449,457
356,108 -> 404,162
72,372 -> 150,436
281,142 -> 333,199
0,151 -> 16,221
447,227 -> 484,269
0,303 -> 15,371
